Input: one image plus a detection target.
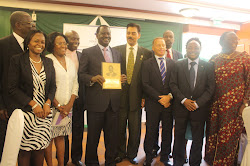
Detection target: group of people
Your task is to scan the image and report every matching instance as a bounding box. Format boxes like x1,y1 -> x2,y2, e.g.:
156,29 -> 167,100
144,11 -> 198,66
0,10 -> 249,166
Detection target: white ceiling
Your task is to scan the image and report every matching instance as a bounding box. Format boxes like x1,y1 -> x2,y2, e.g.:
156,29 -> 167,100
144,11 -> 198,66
54,0 -> 250,23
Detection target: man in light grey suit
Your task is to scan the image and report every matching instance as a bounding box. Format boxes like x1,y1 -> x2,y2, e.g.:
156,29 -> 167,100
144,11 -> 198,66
79,25 -> 125,166
114,23 -> 152,165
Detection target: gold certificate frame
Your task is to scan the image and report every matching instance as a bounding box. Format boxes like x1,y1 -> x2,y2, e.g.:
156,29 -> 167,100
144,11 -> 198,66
102,62 -> 121,89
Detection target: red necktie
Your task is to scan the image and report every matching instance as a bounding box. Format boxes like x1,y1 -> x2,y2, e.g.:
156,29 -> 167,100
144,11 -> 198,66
166,49 -> 171,59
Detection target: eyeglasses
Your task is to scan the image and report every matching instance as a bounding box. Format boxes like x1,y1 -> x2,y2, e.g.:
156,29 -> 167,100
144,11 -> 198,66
55,42 -> 68,46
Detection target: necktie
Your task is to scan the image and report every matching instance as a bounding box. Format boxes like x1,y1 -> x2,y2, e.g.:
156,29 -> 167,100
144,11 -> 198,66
127,47 -> 134,84
190,61 -> 196,90
159,57 -> 166,84
166,49 -> 171,59
103,47 -> 111,63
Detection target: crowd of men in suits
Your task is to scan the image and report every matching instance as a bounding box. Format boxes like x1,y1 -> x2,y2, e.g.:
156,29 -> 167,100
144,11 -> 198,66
0,11 -> 215,166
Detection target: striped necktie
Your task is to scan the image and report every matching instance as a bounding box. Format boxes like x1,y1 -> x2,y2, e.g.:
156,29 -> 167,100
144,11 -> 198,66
127,47 -> 134,84
159,57 -> 166,84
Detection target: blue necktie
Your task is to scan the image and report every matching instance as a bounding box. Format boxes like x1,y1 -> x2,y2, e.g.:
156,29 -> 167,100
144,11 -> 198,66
159,58 -> 166,84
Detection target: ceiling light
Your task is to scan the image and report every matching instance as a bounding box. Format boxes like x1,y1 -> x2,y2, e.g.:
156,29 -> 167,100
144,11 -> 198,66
179,8 -> 199,18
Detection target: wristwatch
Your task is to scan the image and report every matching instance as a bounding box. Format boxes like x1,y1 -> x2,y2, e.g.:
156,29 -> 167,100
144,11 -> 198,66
56,104 -> 61,108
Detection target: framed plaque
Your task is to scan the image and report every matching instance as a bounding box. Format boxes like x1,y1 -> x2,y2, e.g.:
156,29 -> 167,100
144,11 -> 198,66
102,62 -> 121,89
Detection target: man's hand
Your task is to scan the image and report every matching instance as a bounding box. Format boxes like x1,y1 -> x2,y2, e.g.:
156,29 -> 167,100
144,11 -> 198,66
0,109 -> 9,121
183,99 -> 197,111
121,74 -> 127,84
158,95 -> 171,108
141,99 -> 145,108
91,75 -> 105,85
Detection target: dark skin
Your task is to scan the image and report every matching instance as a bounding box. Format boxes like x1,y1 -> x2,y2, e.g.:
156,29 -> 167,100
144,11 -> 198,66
0,13 -> 36,120
220,32 -> 248,115
91,26 -> 127,85
184,40 -> 201,111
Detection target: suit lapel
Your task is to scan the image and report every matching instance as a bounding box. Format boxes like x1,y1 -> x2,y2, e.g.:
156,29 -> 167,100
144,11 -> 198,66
152,56 -> 163,84
10,35 -> 23,53
130,46 -> 143,84
183,58 -> 191,87
194,59 -> 205,90
23,52 -> 33,84
95,45 -> 106,62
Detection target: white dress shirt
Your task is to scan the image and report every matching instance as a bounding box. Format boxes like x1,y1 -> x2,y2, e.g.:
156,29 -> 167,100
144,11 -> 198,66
13,32 -> 24,51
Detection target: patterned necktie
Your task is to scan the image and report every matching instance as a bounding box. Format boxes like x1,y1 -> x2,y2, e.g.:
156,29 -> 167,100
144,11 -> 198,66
159,57 -> 166,84
166,49 -> 171,59
103,47 -> 111,63
190,61 -> 196,90
127,47 -> 134,84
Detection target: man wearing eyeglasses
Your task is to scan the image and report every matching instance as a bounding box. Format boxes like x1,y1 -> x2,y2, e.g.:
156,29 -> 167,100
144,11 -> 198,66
0,11 -> 36,161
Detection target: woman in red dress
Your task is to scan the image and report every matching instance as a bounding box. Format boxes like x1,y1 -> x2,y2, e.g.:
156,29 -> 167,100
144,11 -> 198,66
205,31 -> 250,165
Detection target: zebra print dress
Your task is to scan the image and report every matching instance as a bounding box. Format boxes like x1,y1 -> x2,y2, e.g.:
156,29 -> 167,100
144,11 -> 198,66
20,61 -> 52,151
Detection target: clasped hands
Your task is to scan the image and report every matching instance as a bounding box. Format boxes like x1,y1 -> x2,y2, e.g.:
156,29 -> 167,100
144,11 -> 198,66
57,104 -> 72,118
91,74 -> 127,85
158,95 -> 171,108
33,103 -> 51,119
183,99 -> 197,111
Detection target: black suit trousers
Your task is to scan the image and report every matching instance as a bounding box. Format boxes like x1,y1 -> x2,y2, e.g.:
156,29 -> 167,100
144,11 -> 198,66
144,108 -> 173,162
173,116 -> 205,166
64,98 -> 84,164
85,104 -> 118,166
117,84 -> 142,159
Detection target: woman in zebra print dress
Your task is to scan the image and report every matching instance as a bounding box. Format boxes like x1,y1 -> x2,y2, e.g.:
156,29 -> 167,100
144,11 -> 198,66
44,32 -> 78,166
8,30 -> 56,166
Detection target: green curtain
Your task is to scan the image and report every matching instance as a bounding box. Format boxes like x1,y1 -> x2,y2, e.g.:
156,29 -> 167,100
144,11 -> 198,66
0,7 -> 183,51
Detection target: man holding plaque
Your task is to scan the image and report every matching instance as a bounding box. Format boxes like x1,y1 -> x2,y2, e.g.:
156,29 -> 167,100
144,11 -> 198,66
79,25 -> 124,166
114,23 -> 152,164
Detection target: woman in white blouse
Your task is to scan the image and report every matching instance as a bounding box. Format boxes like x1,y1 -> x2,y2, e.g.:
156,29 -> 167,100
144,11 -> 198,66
44,32 -> 78,166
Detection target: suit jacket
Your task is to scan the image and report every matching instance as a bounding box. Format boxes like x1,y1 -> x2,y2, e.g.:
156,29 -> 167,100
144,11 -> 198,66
8,52 -> 56,112
169,58 -> 215,121
0,34 -> 23,115
79,45 -> 122,112
172,49 -> 183,61
114,44 -> 152,112
142,56 -> 175,112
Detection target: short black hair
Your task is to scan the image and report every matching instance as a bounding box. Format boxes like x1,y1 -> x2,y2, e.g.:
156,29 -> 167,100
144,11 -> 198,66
96,25 -> 110,35
47,32 -> 69,53
219,31 -> 235,46
127,23 -> 141,33
186,37 -> 201,48
24,30 -> 47,56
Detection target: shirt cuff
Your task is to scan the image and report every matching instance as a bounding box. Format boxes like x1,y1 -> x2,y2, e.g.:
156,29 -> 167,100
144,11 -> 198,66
168,93 -> 173,99
90,81 -> 94,86
195,102 -> 199,109
181,98 -> 187,104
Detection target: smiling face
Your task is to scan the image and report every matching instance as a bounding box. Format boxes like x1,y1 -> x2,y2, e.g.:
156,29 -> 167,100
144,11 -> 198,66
28,33 -> 45,56
126,27 -> 141,46
152,38 -> 166,57
66,31 -> 80,51
186,40 -> 201,60
53,36 -> 68,57
96,26 -> 111,47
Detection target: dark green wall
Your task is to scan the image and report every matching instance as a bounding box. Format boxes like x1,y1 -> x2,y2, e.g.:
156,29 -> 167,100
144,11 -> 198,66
0,7 -> 183,51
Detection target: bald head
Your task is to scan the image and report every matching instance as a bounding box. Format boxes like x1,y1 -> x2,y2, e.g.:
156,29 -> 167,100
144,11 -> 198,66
163,30 -> 175,49
10,11 -> 36,38
65,30 -> 80,51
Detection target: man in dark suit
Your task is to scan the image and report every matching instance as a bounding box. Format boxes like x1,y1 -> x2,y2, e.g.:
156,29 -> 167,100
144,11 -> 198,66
170,38 -> 215,166
79,25 -> 125,166
142,37 -> 174,166
114,23 -> 152,165
0,11 -> 35,161
153,30 -> 183,157
65,30 -> 84,166
163,30 -> 183,61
